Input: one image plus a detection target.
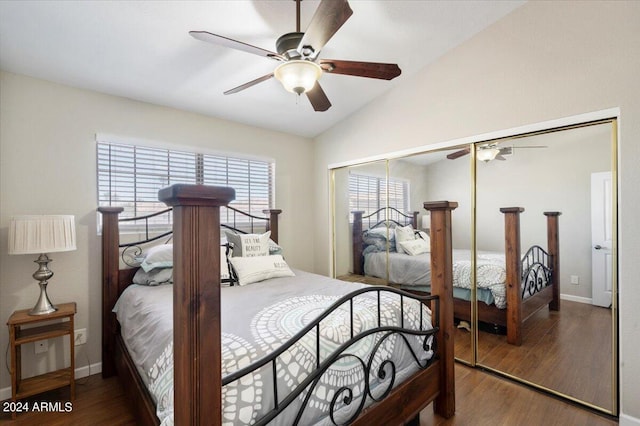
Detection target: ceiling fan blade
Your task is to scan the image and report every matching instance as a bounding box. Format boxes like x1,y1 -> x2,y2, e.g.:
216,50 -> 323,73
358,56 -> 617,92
446,147 -> 470,160
190,31 -> 283,60
297,0 -> 353,59
224,73 -> 275,95
319,59 -> 401,80
306,82 -> 332,112
495,154 -> 507,161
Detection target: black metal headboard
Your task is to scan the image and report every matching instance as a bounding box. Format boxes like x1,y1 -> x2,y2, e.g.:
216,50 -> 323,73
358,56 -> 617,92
114,206 -> 277,284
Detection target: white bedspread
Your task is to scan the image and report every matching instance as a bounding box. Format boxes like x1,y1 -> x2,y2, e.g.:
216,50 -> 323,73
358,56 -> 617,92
114,270 -> 435,425
365,249 -> 507,309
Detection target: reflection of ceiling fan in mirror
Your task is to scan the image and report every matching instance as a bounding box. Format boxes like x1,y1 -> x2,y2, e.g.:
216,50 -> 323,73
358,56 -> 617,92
189,0 -> 401,112
446,143 -> 548,162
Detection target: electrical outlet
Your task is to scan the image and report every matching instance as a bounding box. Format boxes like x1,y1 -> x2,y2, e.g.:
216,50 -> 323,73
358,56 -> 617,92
35,339 -> 48,354
570,275 -> 580,285
74,328 -> 87,346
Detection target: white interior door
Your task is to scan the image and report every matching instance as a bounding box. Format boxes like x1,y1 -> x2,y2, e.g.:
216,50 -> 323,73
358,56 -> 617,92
591,171 -> 613,307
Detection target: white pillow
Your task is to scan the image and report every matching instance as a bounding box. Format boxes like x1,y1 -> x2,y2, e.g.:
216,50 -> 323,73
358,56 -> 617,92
416,231 -> 430,247
399,238 -> 430,256
133,267 -> 173,286
140,244 -> 173,272
140,243 -> 233,281
394,225 -> 415,254
367,226 -> 395,240
220,251 -> 230,280
229,254 -> 295,286
225,231 -> 271,257
268,239 -> 283,255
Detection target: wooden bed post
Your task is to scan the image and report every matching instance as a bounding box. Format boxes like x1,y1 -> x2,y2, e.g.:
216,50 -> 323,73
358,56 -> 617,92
352,211 -> 365,275
411,211 -> 419,229
424,201 -> 457,419
263,209 -> 282,243
98,207 -> 124,378
500,207 -> 525,346
544,211 -> 561,311
158,184 -> 235,426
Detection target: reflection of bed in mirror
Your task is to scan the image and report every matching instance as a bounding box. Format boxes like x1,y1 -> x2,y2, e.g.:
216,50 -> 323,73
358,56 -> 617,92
352,205 -> 561,346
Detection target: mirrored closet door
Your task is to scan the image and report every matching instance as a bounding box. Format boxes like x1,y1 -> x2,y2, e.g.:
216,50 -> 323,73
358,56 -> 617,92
330,118 -> 618,415
474,120 -> 618,414
332,160 -> 389,284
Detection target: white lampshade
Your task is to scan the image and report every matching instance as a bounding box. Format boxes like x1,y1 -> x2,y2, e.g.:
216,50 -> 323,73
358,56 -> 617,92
274,60 -> 322,95
8,215 -> 76,255
477,147 -> 500,162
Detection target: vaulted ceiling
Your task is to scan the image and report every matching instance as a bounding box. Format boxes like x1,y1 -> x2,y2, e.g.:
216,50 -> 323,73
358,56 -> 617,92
0,1 -> 524,137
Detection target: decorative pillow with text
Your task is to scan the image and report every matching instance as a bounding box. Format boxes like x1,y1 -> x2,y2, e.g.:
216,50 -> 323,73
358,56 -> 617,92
225,231 -> 271,257
229,254 -> 295,286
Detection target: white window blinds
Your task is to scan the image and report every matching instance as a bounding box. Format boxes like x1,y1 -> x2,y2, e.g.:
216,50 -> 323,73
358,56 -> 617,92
97,142 -> 274,224
348,173 -> 409,221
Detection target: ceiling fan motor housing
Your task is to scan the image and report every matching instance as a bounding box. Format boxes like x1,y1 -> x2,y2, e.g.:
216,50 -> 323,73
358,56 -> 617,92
276,32 -> 308,60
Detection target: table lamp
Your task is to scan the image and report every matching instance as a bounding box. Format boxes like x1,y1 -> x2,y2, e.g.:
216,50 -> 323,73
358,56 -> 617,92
8,215 -> 76,315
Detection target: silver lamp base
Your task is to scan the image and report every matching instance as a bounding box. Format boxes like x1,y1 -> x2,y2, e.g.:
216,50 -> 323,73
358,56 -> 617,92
29,254 -> 58,316
30,281 -> 57,315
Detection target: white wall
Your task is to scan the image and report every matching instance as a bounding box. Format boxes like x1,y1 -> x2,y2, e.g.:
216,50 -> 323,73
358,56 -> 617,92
313,1 -> 640,420
409,154 -> 472,249
0,71 -> 314,390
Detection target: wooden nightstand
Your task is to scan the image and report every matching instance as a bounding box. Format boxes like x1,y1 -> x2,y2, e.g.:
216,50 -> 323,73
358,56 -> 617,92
6,302 -> 76,419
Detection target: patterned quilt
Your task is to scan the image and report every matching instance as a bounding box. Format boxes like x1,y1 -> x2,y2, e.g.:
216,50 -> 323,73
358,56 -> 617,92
365,249 -> 508,309
114,270 -> 434,425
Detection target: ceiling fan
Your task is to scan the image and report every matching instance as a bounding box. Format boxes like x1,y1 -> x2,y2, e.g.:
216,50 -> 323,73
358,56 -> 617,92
447,143 -> 547,162
189,0 -> 401,112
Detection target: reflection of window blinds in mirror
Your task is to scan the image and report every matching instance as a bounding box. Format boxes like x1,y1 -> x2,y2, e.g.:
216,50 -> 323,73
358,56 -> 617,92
348,173 -> 409,220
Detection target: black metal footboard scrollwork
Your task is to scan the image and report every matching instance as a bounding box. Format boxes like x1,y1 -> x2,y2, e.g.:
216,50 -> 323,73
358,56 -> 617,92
521,245 -> 553,298
223,287 -> 439,426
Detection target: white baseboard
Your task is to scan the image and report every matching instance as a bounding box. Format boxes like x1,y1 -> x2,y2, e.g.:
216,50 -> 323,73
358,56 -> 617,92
621,413 -> 640,426
560,293 -> 592,304
1,386 -> 10,402
75,361 -> 102,380
0,362 -> 102,401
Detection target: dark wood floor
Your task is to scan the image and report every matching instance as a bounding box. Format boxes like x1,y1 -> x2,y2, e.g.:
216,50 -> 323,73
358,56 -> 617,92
454,300 -> 613,410
0,374 -> 136,425
1,365 -> 617,425
420,364 -> 617,426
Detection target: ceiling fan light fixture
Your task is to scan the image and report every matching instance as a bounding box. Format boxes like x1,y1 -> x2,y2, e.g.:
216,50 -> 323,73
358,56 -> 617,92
477,147 -> 500,162
274,60 -> 322,95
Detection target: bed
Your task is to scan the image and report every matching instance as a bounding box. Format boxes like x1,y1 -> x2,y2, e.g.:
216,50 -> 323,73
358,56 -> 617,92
352,205 -> 561,346
99,184 -> 457,425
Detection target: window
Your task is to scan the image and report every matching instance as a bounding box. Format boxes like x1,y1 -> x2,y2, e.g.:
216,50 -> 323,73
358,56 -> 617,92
97,141 -> 274,228
348,173 -> 409,221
